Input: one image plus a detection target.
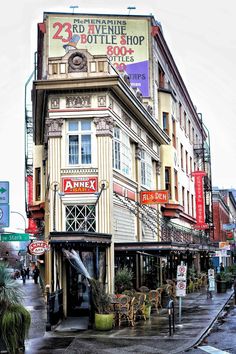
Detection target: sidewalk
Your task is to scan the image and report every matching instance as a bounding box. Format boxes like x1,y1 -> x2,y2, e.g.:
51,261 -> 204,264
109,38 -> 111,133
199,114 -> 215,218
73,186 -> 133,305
20,278 -> 234,354
62,288 -> 234,354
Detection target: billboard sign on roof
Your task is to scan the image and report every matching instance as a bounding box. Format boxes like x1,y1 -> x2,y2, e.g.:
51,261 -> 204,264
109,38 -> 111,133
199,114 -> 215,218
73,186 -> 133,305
46,14 -> 150,96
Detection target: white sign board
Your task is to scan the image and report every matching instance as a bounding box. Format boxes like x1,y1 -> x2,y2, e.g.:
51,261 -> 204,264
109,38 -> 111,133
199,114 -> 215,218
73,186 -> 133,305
176,265 -> 187,297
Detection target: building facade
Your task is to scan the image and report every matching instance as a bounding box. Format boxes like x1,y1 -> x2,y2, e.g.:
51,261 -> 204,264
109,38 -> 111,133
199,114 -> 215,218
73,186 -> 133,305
27,12 -> 213,322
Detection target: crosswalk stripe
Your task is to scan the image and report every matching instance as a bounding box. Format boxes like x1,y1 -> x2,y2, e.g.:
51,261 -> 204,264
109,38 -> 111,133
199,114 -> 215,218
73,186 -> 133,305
199,345 -> 230,354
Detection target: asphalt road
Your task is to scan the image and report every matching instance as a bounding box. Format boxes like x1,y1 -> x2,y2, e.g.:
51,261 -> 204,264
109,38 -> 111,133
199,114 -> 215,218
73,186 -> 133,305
185,298 -> 236,354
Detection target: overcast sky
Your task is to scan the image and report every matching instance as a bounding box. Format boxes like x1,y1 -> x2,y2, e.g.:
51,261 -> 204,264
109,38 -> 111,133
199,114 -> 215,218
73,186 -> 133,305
1,0 -> 235,231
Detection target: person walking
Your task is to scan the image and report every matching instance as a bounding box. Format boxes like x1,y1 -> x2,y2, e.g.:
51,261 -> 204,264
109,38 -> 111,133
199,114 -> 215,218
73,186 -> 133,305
26,267 -> 30,279
21,268 -> 26,285
220,262 -> 225,272
33,265 -> 40,284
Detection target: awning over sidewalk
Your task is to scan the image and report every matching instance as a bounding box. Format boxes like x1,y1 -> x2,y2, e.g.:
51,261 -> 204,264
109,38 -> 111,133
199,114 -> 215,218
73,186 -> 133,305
114,241 -> 216,253
49,231 -> 112,246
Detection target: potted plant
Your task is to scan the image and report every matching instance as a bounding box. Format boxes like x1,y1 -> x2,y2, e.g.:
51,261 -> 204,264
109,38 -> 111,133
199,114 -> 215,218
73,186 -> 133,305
114,266 -> 133,294
144,297 -> 152,319
216,272 -> 227,293
90,278 -> 114,331
0,262 -> 31,353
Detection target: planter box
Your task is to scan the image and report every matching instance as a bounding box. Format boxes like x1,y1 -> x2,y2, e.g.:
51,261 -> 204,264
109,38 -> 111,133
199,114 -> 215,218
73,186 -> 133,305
95,313 -> 114,331
216,280 -> 227,293
144,305 -> 151,319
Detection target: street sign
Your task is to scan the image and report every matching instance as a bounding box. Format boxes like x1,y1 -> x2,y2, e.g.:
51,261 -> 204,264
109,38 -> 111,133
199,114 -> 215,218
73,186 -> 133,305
0,233 -> 30,242
176,265 -> 187,297
0,204 -> 9,227
0,181 -> 9,204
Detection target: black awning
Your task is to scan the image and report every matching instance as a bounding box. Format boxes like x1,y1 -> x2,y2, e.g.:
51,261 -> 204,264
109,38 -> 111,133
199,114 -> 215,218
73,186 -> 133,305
114,241 -> 201,252
49,231 -> 112,246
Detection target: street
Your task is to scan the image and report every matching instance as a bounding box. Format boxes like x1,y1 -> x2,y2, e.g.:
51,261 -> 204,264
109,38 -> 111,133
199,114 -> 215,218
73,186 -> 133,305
185,298 -> 236,354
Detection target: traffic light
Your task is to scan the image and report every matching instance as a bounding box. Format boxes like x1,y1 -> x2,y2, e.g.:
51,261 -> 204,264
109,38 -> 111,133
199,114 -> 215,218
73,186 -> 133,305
5,251 -> 9,256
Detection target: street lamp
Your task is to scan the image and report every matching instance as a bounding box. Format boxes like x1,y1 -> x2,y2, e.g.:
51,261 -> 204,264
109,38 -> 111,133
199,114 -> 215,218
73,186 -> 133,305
127,6 -> 136,15
69,5 -> 79,14
10,211 -> 27,231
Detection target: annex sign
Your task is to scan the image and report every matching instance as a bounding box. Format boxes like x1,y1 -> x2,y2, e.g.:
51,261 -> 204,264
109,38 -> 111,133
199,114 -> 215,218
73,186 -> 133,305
62,176 -> 98,194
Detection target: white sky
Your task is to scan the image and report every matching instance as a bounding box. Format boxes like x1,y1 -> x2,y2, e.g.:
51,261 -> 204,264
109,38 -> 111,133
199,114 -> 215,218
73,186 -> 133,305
1,0 -> 235,230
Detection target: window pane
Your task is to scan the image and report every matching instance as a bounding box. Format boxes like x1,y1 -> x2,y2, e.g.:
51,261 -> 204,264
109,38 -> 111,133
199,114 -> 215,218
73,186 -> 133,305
81,120 -> 91,131
65,204 -> 96,232
68,121 -> 78,131
69,135 -> 79,164
81,135 -> 91,164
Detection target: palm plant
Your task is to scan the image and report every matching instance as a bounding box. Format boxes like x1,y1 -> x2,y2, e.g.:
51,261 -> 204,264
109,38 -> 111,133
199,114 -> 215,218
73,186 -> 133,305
0,262 -> 31,353
114,266 -> 133,293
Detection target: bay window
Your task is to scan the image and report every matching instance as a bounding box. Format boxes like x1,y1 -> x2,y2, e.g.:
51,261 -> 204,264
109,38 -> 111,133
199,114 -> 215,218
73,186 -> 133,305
141,150 -> 152,188
113,126 -> 131,177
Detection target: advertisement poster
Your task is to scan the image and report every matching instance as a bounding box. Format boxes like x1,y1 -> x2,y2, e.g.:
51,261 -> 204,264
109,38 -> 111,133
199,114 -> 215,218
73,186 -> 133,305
47,15 -> 150,96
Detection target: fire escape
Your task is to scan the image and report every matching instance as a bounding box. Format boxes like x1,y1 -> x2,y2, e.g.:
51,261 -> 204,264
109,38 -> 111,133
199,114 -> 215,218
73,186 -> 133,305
194,113 -> 214,239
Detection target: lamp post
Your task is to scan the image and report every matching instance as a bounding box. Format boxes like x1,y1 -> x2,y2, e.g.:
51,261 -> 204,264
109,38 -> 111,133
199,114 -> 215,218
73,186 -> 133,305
10,211 -> 27,231
127,6 -> 136,15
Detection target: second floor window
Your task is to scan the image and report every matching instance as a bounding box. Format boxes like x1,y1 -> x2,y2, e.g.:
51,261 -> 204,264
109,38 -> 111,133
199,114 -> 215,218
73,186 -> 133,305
113,126 -> 131,177
141,150 -> 152,188
68,120 -> 92,165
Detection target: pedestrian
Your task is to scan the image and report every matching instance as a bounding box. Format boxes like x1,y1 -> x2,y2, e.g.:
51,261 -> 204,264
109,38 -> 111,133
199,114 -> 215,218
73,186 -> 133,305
33,265 -> 40,284
26,267 -> 30,279
220,262 -> 225,272
21,268 -> 26,285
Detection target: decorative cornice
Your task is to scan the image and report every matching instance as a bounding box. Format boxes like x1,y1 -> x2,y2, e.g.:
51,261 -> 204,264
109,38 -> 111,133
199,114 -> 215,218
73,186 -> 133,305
61,168 -> 98,175
45,118 -> 63,138
94,116 -> 114,137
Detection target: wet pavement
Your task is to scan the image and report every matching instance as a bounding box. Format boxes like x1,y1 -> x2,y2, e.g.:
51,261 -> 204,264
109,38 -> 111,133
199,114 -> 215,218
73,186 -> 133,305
18,278 -> 234,354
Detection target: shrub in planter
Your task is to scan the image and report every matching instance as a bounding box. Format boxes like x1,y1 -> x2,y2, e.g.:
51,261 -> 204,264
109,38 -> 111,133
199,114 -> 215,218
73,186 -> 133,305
0,263 -> 31,353
90,278 -> 113,331
114,266 -> 133,294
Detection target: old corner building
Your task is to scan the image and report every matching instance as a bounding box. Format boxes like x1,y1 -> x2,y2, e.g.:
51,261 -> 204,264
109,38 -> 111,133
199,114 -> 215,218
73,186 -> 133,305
26,12 -> 214,322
